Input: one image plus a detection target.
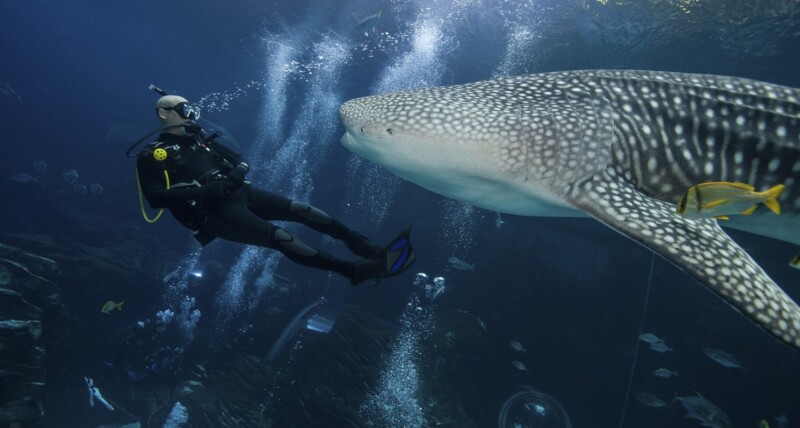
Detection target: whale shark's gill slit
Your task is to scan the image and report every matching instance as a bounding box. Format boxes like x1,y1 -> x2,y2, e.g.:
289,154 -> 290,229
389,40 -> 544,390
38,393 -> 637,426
565,91 -> 610,185
566,93 -> 588,187
543,98 -> 563,186
595,96 -> 616,153
515,104 -> 531,181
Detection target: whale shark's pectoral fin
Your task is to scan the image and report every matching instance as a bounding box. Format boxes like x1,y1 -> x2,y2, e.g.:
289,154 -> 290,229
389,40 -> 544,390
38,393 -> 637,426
568,167 -> 800,348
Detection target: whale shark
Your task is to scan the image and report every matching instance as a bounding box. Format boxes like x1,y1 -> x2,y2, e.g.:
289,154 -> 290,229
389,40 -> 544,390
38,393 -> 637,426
339,70 -> 800,348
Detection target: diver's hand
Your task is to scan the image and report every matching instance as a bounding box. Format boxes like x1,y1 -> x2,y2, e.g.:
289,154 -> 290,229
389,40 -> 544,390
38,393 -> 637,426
227,162 -> 249,187
200,180 -> 234,200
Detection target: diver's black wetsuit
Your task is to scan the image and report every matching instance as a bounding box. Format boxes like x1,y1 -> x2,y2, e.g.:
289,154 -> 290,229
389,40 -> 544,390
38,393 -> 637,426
136,131 -> 379,280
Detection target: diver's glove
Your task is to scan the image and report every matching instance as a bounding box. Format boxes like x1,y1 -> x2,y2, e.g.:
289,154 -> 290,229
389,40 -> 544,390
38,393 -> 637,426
227,162 -> 249,187
199,180 -> 235,200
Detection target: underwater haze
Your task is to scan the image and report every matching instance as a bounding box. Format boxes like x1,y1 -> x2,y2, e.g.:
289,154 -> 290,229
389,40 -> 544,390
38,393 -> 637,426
1,0 -> 799,427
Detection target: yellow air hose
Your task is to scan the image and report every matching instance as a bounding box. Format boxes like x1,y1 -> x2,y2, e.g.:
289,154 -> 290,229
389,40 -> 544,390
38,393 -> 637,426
136,148 -> 170,223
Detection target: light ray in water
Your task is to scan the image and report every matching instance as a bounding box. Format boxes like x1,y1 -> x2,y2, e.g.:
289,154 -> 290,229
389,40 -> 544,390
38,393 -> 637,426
204,28 -> 307,344
493,23 -> 545,78
437,199 -> 480,255
212,33 -> 353,343
250,253 -> 281,309
162,248 -> 203,344
347,17 -> 456,225
359,273 -> 446,427
212,246 -> 263,346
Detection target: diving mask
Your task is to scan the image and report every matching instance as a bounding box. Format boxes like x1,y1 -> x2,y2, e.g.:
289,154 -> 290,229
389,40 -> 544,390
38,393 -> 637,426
158,102 -> 201,120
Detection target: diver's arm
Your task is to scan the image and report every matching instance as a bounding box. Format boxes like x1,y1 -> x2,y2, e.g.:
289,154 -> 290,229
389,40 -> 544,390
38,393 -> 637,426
145,181 -> 232,206
137,157 -> 229,207
211,141 -> 245,166
146,180 -> 232,206
212,142 -> 249,185
158,187 -> 204,205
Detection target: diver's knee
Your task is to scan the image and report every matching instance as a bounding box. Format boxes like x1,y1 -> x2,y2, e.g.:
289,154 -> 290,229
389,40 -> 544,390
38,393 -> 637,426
290,201 -> 332,225
273,228 -> 318,257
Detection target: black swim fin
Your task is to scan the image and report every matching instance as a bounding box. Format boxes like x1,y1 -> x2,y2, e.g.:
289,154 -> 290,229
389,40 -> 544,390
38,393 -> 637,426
350,228 -> 416,286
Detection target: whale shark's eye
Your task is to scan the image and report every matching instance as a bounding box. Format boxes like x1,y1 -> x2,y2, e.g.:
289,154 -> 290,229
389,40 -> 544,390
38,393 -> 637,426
386,128 -> 393,135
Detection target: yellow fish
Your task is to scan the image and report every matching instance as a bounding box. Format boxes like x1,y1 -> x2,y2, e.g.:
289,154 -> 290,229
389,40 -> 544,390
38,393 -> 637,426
676,182 -> 784,220
790,252 -> 800,270
757,420 -> 770,428
101,300 -> 124,314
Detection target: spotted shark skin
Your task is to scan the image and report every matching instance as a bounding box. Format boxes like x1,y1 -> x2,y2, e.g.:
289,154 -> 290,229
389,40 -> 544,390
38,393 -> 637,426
339,70 -> 800,348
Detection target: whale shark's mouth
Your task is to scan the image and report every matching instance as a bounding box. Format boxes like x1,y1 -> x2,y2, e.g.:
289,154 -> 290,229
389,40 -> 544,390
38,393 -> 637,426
342,130 -> 353,146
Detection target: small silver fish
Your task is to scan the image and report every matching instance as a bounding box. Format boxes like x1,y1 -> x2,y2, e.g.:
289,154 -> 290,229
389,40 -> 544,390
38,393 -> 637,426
0,83 -> 22,102
509,340 -> 527,353
477,317 -> 487,332
10,173 -> 36,184
448,256 -> 475,271
635,392 -> 668,408
653,368 -> 678,378
495,212 -> 504,228
355,7 -> 382,35
511,361 -> 529,371
62,169 -> 79,184
638,333 -> 663,344
675,392 -> 729,427
649,341 -> 673,353
73,183 -> 87,195
89,183 -> 104,195
703,347 -> 746,371
32,160 -> 47,173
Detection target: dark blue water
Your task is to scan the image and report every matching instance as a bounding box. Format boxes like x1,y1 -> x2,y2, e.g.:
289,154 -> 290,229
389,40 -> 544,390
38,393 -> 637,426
2,1 -> 799,427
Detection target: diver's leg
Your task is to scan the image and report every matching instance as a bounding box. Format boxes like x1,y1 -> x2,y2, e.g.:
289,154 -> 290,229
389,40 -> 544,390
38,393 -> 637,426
270,227 -> 356,278
202,196 -> 356,279
288,201 -> 381,257
245,187 -> 380,258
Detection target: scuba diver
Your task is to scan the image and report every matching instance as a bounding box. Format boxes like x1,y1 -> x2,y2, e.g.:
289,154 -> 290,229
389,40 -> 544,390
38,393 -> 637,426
131,87 -> 415,285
